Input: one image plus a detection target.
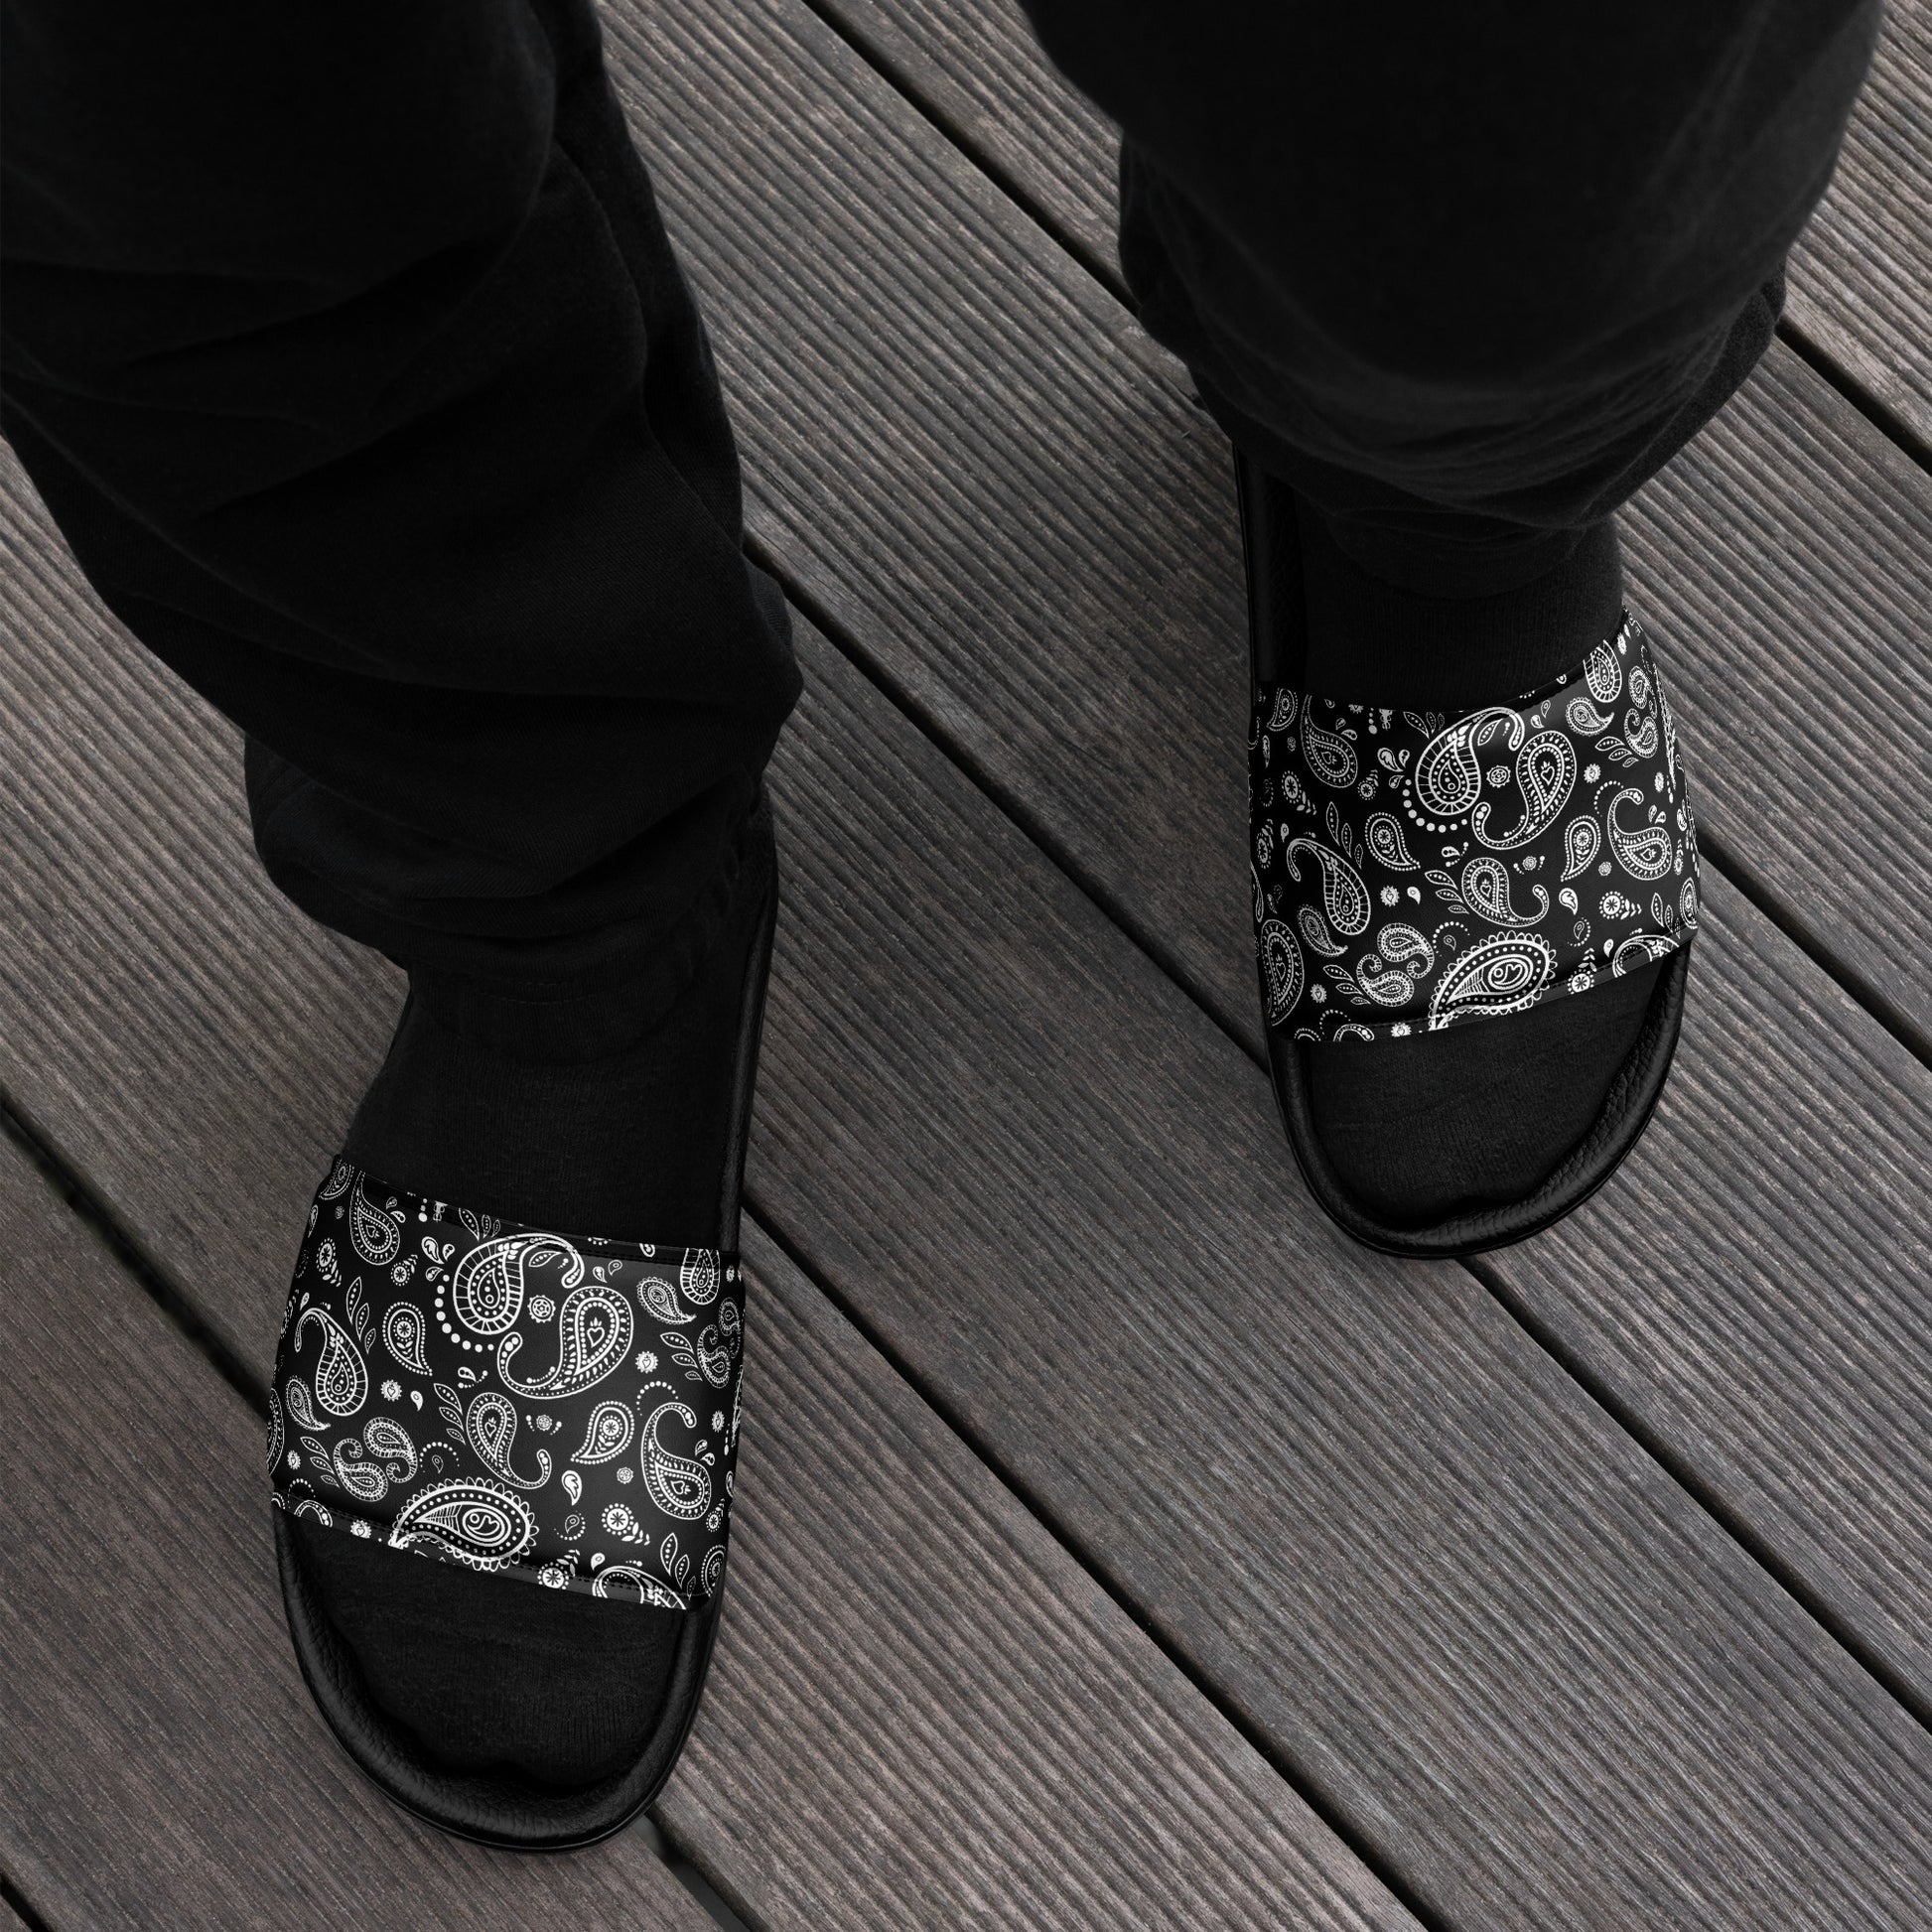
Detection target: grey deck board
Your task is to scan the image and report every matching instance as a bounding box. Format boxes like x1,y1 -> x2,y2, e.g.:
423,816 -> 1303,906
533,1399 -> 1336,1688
7,466 -> 1932,1928
0,1134 -> 712,1932
1488,878 -> 1932,1697
0,469 -> 1407,1932
672,1225 -> 1410,1930
621,0 -> 1932,1038
828,0 -> 1932,444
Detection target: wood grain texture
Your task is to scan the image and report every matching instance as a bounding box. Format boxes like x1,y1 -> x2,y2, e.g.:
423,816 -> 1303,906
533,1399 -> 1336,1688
1788,0 -> 1932,445
1490,875 -> 1932,1697
671,1226 -> 1411,1931
821,0 -> 1119,271
10,456 -> 1932,1926
0,1136 -> 711,1932
616,0 -> 1932,1035
827,0 -> 1932,443
0,465 -> 1409,1932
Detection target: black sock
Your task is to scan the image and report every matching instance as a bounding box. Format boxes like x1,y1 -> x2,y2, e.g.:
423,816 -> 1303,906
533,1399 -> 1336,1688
339,825 -> 772,1246
299,828 -> 770,1785
1288,494 -> 1660,1225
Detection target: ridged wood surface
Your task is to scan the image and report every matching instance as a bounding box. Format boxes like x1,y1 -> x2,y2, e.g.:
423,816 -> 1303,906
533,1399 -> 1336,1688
7,459 -> 1932,1926
614,0 -> 1932,1038
672,1226 -> 1411,1930
0,1134 -> 713,1932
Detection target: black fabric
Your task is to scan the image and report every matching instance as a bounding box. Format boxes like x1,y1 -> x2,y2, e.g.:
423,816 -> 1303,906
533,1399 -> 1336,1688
292,1516 -> 681,1789
1025,0 -> 1879,596
1,0 -> 798,1050
1304,961 -> 1664,1227
343,804 -> 773,1241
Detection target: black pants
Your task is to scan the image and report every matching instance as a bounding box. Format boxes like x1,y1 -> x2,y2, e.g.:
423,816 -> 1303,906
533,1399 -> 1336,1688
1,0 -> 1877,1043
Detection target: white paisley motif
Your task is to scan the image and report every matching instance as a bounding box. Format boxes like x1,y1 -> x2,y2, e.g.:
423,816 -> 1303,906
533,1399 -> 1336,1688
1258,918 -> 1304,1023
496,1282 -> 633,1399
382,1302 -> 430,1374
572,1399 -> 635,1464
1363,811 -> 1421,871
1584,641 -> 1623,704
1605,787 -> 1674,881
1427,932 -> 1558,1029
1460,856 -> 1551,928
1283,836 -> 1371,937
1413,707 -> 1522,820
388,1479 -> 536,1570
1299,711 -> 1358,788
467,1390 -> 552,1490
348,1173 -> 401,1267
1471,731 -> 1576,851
452,1233 -> 584,1336
1353,923 -> 1436,1006
1559,816 -> 1600,881
294,1307 -> 367,1418
640,1397 -> 711,1521
680,1252 -> 720,1308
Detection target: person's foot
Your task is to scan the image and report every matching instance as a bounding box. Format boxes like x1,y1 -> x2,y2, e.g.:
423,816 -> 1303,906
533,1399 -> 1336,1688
269,806 -> 776,1847
1240,457 -> 1696,1255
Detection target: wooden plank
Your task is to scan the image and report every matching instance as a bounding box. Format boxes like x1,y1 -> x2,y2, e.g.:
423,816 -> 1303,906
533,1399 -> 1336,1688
0,479 -> 1408,1932
671,1226 -> 1411,1930
6,463 -> 1932,1926
0,1137 -> 712,1932
612,0 -> 1932,1037
1788,0 -> 1932,446
1485,872 -> 1932,1696
826,0 -> 1932,444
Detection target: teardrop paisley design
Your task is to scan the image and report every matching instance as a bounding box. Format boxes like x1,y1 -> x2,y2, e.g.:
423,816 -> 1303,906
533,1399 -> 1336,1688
382,1302 -> 430,1375
451,1232 -> 582,1336
1250,610 -> 1696,1041
680,1252 -> 720,1309
1470,731 -> 1575,851
1460,856 -> 1550,928
1299,711 -> 1359,788
640,1397 -> 712,1521
389,1480 -> 536,1571
1560,816 -> 1601,881
1283,836 -> 1371,938
1412,707 -> 1521,821
573,1400 -> 635,1464
271,1163 -> 742,1609
283,1374 -> 324,1436
1428,933 -> 1558,1027
1605,786 -> 1674,881
467,1390 -> 552,1490
348,1173 -> 401,1267
1363,812 -> 1420,872
293,1308 -> 368,1419
1258,918 -> 1304,1024
496,1283 -> 632,1399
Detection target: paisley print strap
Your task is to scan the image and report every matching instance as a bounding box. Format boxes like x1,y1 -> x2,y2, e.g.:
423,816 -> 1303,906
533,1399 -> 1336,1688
1250,610 -> 1698,1043
269,1162 -> 743,1610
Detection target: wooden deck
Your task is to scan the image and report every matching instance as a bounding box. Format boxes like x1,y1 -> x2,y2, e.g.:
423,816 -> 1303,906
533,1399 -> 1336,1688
3,1 -> 1929,1926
